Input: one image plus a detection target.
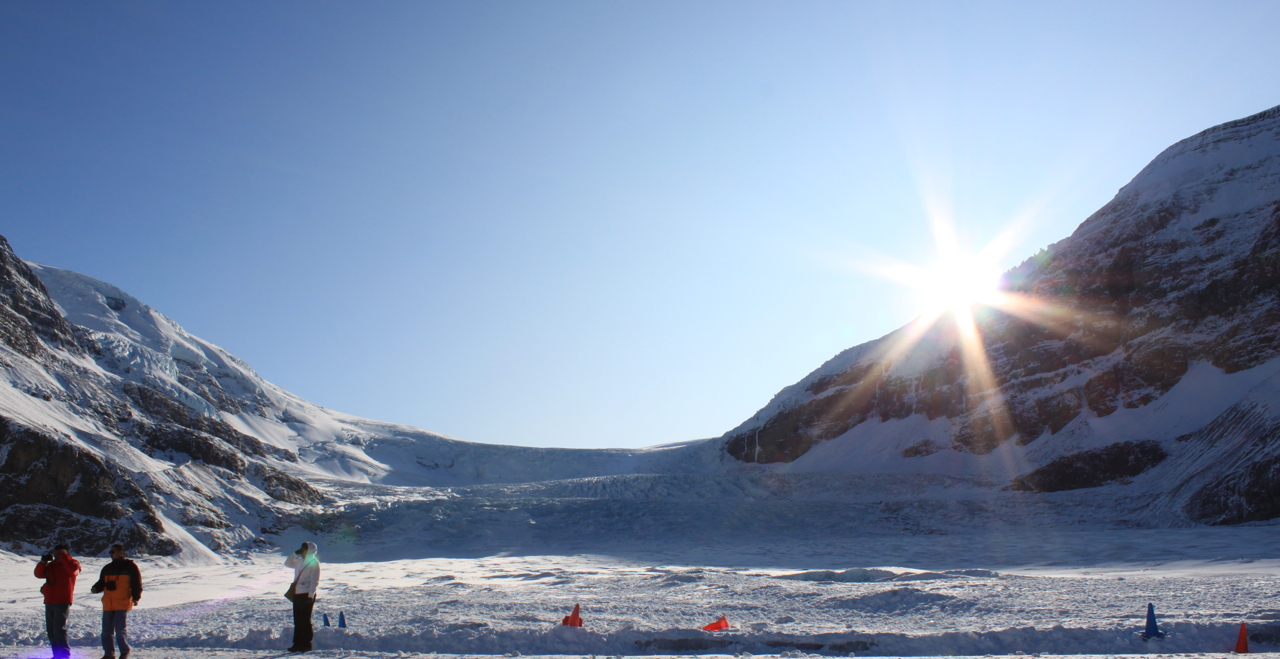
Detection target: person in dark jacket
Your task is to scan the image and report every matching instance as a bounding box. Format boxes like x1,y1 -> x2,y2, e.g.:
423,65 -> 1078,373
90,543 -> 143,659
35,543 -> 82,659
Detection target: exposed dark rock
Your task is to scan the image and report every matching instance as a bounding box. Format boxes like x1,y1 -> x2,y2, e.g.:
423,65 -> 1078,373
1182,202 -> 1280,324
902,440 -> 940,458
1010,407 -> 1046,446
134,419 -> 321,505
1083,370 -> 1119,416
0,304 -> 47,361
953,408 -> 1015,454
723,106 -> 1280,475
1008,440 -> 1168,493
0,235 -> 324,556
913,383 -> 966,421
249,462 -> 324,505
0,417 -> 174,554
806,362 -> 882,397
1120,342 -> 1189,394
124,382 -> 295,462
725,368 -> 883,463
140,423 -> 248,475
1035,390 -> 1083,435
180,503 -> 233,529
0,504 -> 176,556
727,357 -> 977,462
175,359 -> 243,415
0,235 -> 81,360
1183,452 -> 1280,525
1205,306 -> 1280,374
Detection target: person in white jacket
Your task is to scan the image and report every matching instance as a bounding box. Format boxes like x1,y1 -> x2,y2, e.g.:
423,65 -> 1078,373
284,542 -> 320,653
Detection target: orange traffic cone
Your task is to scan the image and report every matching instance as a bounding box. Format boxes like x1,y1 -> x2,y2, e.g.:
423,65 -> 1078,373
1236,623 -> 1249,653
702,615 -> 729,632
561,603 -> 583,627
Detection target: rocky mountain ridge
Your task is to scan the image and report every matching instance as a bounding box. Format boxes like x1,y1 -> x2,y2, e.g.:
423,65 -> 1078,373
0,237 -> 327,556
0,241 -> 717,558
719,103 -> 1280,525
5,104 -> 1280,559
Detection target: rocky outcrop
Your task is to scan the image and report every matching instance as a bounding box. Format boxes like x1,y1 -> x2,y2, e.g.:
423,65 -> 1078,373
725,104 -> 1280,481
725,356 -> 967,463
1164,389 -> 1280,525
0,503 -> 175,556
1183,453 -> 1280,525
0,235 -> 328,555
249,462 -> 324,505
1007,440 -> 1168,492
124,382 -> 296,463
140,423 -> 250,475
0,418 -> 176,554
0,236 -> 79,359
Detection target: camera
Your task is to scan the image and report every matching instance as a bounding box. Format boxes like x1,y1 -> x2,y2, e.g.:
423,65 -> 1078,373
40,553 -> 53,563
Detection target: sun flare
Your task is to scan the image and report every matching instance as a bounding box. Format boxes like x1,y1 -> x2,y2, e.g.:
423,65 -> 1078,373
919,254 -> 1004,318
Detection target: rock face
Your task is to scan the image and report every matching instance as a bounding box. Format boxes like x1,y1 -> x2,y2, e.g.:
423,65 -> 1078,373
0,419 -> 176,555
720,104 -> 1280,524
1007,441 -> 1167,493
1165,386 -> 1280,525
0,236 -> 79,359
1183,454 -> 1280,525
0,235 -> 328,556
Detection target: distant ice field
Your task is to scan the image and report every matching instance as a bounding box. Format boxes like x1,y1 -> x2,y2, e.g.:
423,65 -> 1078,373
3,527 -> 1279,658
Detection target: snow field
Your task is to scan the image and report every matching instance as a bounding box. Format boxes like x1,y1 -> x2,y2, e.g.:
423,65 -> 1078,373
6,653 -> 1280,659
3,531 -> 1280,657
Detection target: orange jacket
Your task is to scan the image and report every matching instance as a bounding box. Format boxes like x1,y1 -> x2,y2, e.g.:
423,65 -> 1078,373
91,559 -> 142,611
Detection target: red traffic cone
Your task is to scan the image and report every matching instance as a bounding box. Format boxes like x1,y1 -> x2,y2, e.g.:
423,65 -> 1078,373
1236,623 -> 1249,653
702,615 -> 729,632
561,603 -> 583,627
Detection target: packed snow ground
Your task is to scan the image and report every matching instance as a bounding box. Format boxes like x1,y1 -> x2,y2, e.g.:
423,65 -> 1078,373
3,528 -> 1279,658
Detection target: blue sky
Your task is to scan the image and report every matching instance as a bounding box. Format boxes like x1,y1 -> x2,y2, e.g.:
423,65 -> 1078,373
3,1 -> 1278,448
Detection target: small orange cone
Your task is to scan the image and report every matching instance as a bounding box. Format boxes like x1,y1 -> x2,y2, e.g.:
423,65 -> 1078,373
1236,623 -> 1249,653
702,615 -> 729,632
561,603 -> 583,627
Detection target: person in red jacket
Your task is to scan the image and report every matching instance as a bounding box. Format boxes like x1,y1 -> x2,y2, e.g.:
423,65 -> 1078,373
34,543 -> 82,659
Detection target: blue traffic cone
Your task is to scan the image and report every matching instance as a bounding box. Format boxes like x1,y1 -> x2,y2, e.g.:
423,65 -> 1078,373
338,611 -> 347,629
1141,603 -> 1166,640
323,613 -> 331,627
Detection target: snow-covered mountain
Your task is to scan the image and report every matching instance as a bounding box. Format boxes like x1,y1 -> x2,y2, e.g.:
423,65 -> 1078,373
0,243 -> 721,559
720,103 -> 1280,526
4,103 -> 1280,561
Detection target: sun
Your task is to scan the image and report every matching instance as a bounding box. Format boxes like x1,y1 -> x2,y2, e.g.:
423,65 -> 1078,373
919,253 -> 1003,318
840,239 -> 1007,323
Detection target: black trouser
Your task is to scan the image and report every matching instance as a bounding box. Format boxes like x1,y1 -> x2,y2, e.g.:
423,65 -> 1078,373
45,603 -> 70,659
292,594 -> 315,649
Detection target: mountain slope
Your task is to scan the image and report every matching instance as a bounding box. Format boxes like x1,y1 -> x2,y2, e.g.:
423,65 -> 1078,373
0,243 -> 721,558
719,104 -> 1280,526
6,104 -> 1280,560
